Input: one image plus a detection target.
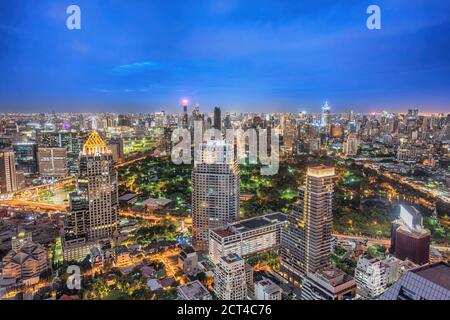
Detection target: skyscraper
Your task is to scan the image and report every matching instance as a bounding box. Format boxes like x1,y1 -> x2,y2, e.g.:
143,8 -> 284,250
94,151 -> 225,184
64,130 -> 119,255
182,100 -> 189,129
213,106 -> 221,131
321,101 -> 331,135
280,166 -> 335,285
0,150 -> 17,194
192,140 -> 240,251
37,147 -> 68,178
214,253 -> 247,300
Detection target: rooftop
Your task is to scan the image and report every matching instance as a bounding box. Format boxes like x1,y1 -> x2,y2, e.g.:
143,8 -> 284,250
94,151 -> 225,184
230,212 -> 287,234
412,262 -> 450,291
178,280 -> 211,300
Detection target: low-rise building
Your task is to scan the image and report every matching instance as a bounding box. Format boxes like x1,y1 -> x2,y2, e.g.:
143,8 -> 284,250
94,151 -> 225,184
177,280 -> 212,300
301,266 -> 356,300
209,212 -> 287,264
354,255 -> 388,300
178,246 -> 198,275
380,262 -> 450,300
254,278 -> 282,300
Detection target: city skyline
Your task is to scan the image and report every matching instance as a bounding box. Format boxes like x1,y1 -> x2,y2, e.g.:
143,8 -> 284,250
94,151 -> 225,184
1,1 -> 450,113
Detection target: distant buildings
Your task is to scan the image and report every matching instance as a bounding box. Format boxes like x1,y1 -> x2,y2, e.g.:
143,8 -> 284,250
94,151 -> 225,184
301,266 -> 356,300
280,166 -> 335,285
354,255 -> 388,300
391,204 -> 430,265
37,147 -> 68,177
64,130 -> 119,261
209,212 -> 287,264
213,106 -> 222,131
13,143 -> 38,175
254,278 -> 282,300
192,141 -> 240,251
0,149 -> 17,193
177,280 -> 212,300
380,262 -> 450,300
343,133 -> 359,157
214,253 -> 247,300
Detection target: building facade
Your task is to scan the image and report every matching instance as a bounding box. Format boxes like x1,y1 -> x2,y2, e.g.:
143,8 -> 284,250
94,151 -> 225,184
209,212 -> 287,264
214,253 -> 247,300
0,149 -> 17,194
192,141 -> 240,251
280,166 -> 335,285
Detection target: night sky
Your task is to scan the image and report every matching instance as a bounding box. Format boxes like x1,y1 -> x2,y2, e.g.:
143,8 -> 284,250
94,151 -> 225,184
0,0 -> 449,113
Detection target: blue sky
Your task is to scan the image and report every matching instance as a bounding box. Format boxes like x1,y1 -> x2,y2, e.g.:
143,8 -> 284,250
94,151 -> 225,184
0,0 -> 449,113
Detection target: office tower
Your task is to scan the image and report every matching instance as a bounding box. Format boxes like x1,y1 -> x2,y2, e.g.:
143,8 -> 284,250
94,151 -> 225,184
321,101 -> 331,135
209,212 -> 287,264
280,166 -> 335,285
182,100 -> 189,129
214,253 -> 247,300
37,147 -> 68,178
343,133 -> 359,157
254,278 -> 282,300
107,138 -> 125,163
0,150 -> 17,194
118,114 -> 132,127
391,204 -> 430,265
13,143 -> 38,174
177,280 -> 212,300
354,255 -> 388,299
380,262 -> 450,300
192,141 -> 240,251
301,267 -> 356,300
214,106 -> 222,130
64,130 -> 119,259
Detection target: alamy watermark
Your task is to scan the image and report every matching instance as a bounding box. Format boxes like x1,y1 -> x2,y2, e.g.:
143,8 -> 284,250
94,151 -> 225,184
170,121 -> 279,176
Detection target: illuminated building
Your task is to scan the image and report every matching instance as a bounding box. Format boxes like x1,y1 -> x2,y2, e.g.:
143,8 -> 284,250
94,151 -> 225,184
0,149 -> 17,193
321,101 -> 331,135
343,133 -> 359,157
13,143 -> 38,174
177,280 -> 212,300
178,246 -> 199,275
192,141 -> 240,251
214,253 -> 247,300
380,262 -> 450,300
355,255 -> 388,300
1,235 -> 48,284
37,147 -> 68,177
209,212 -> 287,264
64,130 -> 119,261
301,266 -> 356,300
391,204 -> 430,265
280,166 -> 335,285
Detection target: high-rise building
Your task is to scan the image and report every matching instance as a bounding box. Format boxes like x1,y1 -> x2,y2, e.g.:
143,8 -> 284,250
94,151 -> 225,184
64,130 -> 119,260
182,100 -> 189,129
343,133 -> 359,157
37,147 -> 68,178
0,150 -> 17,194
354,255 -> 388,300
214,106 -> 222,131
214,253 -> 247,300
192,141 -> 240,251
380,262 -> 450,300
301,266 -> 356,300
321,101 -> 331,135
13,143 -> 38,175
391,204 -> 430,265
280,166 -> 335,285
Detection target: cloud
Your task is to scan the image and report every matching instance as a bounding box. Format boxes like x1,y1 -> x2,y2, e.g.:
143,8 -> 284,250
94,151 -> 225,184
114,61 -> 161,74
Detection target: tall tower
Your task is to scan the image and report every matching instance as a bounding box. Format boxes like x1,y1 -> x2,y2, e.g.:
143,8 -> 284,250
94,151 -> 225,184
65,130 -> 119,241
0,150 -> 17,194
182,99 -> 189,129
213,106 -> 222,131
281,166 -> 335,285
192,141 -> 240,251
214,253 -> 247,300
321,101 -> 331,135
